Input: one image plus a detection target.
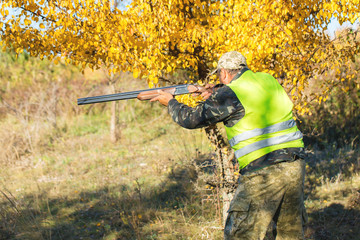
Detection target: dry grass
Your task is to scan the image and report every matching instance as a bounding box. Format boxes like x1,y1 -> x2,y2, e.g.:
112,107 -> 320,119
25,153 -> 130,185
0,50 -> 359,239
0,97 -> 221,239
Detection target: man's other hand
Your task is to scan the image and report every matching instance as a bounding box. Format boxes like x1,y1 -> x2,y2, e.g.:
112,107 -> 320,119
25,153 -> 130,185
150,90 -> 174,106
191,84 -> 215,100
201,84 -> 215,100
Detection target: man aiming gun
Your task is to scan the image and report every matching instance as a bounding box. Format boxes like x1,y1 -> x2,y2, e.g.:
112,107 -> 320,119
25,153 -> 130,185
150,51 -> 307,240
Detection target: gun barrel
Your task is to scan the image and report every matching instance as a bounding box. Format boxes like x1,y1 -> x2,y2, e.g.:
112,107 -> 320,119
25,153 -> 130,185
77,85 -> 188,105
77,92 -> 137,105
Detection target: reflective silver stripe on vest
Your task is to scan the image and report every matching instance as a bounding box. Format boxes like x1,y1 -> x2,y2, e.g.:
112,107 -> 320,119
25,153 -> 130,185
229,119 -> 297,147
234,131 -> 303,159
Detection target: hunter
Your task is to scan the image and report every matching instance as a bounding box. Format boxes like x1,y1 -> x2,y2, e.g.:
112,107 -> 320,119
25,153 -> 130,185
150,51 -> 307,240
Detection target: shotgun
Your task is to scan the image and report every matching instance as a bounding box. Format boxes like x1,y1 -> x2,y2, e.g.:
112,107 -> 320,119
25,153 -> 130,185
77,84 -> 207,105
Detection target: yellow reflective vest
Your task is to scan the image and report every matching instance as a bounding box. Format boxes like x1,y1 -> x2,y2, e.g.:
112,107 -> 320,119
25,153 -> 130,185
226,70 -> 304,169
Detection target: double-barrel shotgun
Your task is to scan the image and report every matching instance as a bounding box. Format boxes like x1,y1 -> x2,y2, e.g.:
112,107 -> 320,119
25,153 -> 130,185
77,84 -> 207,105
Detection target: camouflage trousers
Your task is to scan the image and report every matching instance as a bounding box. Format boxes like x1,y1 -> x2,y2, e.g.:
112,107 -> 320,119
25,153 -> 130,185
224,159 -> 307,240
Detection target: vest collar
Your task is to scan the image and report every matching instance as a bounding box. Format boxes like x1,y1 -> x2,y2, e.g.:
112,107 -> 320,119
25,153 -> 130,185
231,67 -> 250,83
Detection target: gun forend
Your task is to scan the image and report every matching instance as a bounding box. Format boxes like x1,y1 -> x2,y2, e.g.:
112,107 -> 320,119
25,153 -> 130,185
137,85 -> 206,100
137,88 -> 176,100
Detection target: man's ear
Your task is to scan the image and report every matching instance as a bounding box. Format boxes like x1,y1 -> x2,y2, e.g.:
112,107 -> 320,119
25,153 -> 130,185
223,70 -> 233,84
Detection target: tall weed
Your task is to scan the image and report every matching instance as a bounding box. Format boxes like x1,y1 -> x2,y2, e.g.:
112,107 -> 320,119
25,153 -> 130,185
300,57 -> 360,149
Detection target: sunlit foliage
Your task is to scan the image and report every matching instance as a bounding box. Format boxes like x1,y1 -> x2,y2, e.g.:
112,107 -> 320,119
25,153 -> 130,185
1,0 -> 359,112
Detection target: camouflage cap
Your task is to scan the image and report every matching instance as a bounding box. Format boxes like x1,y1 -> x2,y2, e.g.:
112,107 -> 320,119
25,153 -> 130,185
210,51 -> 247,76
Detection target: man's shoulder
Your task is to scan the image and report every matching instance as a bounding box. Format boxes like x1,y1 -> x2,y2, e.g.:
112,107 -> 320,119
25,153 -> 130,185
211,84 -> 238,100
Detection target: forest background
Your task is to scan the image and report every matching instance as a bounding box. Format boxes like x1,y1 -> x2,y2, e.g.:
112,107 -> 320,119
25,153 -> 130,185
0,0 -> 360,239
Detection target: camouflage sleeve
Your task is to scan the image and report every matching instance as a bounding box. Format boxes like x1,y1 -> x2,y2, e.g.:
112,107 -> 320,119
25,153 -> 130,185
167,85 -> 244,129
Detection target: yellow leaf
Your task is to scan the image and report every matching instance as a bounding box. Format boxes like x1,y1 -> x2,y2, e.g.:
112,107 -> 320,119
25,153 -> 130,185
133,68 -> 140,79
291,88 -> 296,95
39,23 -> 45,29
285,29 -> 292,36
166,65 -> 172,73
54,57 -> 60,65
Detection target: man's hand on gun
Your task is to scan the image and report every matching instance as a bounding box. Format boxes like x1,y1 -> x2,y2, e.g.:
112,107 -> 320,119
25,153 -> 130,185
150,91 -> 174,106
197,84 -> 215,100
150,84 -> 215,106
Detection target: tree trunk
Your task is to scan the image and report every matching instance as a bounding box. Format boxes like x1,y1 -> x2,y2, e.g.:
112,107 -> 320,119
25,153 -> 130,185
204,124 -> 238,227
50,82 -> 58,129
222,190 -> 235,226
109,78 -> 119,143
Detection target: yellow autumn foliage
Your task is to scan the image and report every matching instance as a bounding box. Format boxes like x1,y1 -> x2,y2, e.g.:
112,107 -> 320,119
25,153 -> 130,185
0,0 -> 359,112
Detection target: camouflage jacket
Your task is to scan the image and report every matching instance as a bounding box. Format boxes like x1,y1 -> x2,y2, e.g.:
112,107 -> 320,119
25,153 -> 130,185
168,69 -> 248,129
167,72 -> 305,173
168,84 -> 245,129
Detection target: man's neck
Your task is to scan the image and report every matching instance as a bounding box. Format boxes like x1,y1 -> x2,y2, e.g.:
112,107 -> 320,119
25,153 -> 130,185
231,67 -> 249,82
